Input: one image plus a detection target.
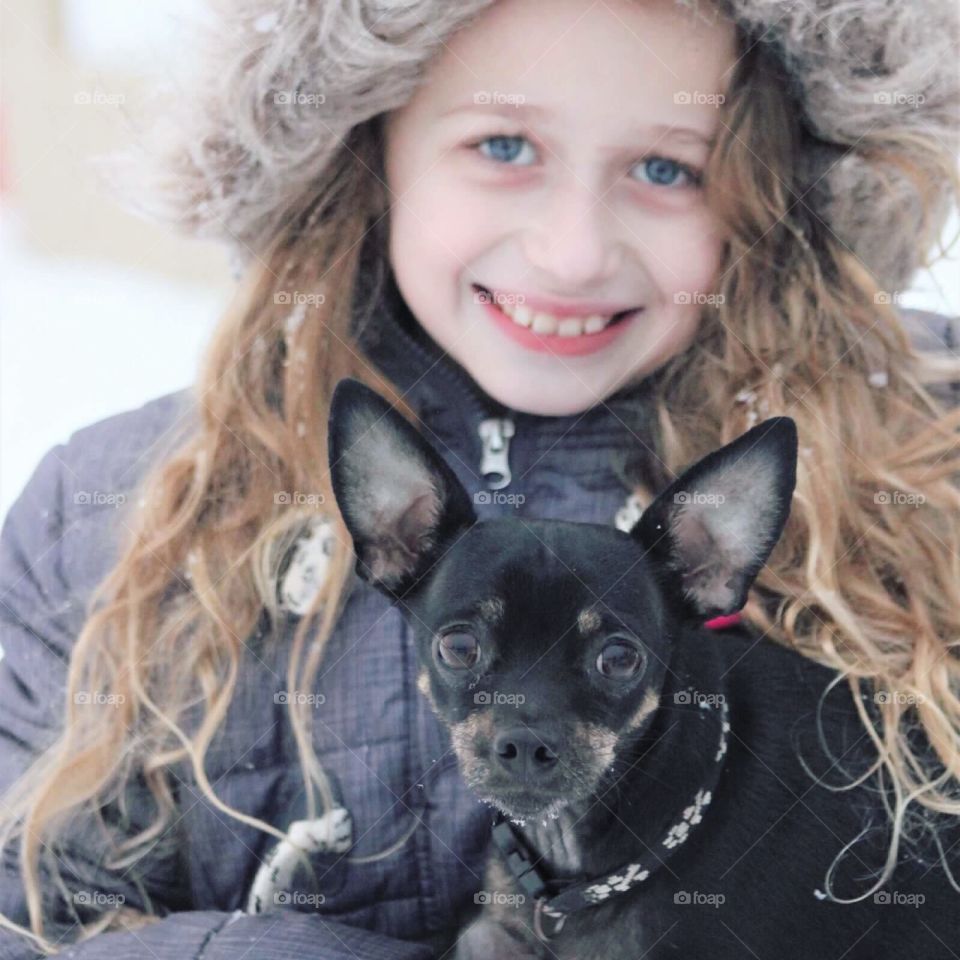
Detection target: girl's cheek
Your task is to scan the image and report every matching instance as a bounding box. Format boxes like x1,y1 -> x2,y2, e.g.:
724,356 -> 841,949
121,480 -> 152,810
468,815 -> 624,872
640,206 -> 727,295
409,175 -> 512,251
392,173 -> 467,245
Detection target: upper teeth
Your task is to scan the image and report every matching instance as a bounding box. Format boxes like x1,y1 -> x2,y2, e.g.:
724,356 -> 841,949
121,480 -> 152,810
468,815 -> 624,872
494,297 -> 619,336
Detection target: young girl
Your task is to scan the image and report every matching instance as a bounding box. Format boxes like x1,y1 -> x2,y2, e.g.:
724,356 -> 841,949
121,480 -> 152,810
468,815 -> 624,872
1,0 -> 958,956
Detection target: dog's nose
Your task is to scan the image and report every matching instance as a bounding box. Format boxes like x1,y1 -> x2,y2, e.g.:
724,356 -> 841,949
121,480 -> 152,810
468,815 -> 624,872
493,726 -> 559,778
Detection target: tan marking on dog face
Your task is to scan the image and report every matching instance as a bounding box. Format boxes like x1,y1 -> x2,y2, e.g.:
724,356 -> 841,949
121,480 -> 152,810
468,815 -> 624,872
570,721 -> 619,781
625,688 -> 660,732
416,669 -> 439,712
577,606 -> 603,637
448,710 -> 497,790
449,710 -> 496,744
477,597 -> 505,624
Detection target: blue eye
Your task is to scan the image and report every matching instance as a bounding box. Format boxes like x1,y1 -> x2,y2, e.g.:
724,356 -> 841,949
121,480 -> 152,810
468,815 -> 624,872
632,156 -> 701,189
474,134 -> 537,166
470,135 -> 702,189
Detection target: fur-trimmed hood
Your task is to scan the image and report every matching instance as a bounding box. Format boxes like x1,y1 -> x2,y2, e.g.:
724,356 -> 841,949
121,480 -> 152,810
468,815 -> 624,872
107,0 -> 958,291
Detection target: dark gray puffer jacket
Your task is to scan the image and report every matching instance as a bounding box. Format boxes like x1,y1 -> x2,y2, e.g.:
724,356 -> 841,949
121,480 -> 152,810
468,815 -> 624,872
0,300 -> 956,959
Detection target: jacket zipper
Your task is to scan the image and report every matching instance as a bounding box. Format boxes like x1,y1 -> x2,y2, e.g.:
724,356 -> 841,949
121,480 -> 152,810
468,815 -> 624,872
477,418 -> 514,490
382,313 -> 518,491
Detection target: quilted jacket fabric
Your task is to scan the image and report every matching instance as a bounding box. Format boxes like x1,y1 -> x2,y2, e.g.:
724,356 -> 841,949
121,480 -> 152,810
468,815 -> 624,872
0,301 -> 956,959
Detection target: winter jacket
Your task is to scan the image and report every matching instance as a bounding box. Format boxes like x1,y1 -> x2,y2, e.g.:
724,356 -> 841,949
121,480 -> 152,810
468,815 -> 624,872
0,301 -> 956,959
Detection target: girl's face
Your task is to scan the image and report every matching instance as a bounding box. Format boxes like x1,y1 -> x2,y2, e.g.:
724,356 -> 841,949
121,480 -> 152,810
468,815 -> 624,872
384,0 -> 738,416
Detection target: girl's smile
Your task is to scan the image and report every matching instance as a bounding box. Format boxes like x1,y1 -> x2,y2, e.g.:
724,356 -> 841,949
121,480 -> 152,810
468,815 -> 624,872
472,283 -> 643,357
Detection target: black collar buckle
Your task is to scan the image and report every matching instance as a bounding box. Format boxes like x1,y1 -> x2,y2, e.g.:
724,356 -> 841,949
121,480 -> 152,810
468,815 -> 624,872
491,814 -> 549,900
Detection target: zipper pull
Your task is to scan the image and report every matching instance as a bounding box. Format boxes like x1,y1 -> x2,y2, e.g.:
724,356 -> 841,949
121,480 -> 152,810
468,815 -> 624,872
478,417 -> 515,490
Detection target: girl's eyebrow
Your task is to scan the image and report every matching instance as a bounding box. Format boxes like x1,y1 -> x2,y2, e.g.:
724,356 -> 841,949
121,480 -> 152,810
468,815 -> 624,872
439,101 -> 714,147
439,101 -> 553,120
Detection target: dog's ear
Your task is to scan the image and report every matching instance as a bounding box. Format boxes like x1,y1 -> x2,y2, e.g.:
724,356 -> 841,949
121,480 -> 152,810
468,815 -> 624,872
327,378 -> 477,599
630,417 -> 798,622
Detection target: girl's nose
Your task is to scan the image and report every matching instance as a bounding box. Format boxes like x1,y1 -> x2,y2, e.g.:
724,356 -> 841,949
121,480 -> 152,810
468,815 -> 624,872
520,180 -> 623,291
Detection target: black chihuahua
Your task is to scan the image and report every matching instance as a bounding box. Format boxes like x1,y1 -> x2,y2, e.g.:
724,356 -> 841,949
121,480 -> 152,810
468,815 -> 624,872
327,378 -> 959,960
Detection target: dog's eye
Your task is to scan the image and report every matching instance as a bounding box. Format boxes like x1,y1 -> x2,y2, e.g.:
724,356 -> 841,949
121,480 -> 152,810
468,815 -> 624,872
597,641 -> 643,680
436,630 -> 480,670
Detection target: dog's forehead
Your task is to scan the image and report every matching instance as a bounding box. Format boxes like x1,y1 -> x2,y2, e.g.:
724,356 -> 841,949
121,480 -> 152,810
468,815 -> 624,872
428,518 -> 660,628
453,519 -> 635,580
474,516 -> 631,554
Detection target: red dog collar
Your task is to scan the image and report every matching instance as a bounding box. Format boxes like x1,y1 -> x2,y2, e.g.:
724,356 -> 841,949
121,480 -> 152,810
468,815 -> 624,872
703,611 -> 743,630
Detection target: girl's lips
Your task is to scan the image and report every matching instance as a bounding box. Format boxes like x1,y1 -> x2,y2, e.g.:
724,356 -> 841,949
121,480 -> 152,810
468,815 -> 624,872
476,287 -> 641,357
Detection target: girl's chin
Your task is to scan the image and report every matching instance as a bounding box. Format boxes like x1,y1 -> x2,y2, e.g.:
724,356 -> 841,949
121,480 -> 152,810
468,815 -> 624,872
467,368 -> 628,417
